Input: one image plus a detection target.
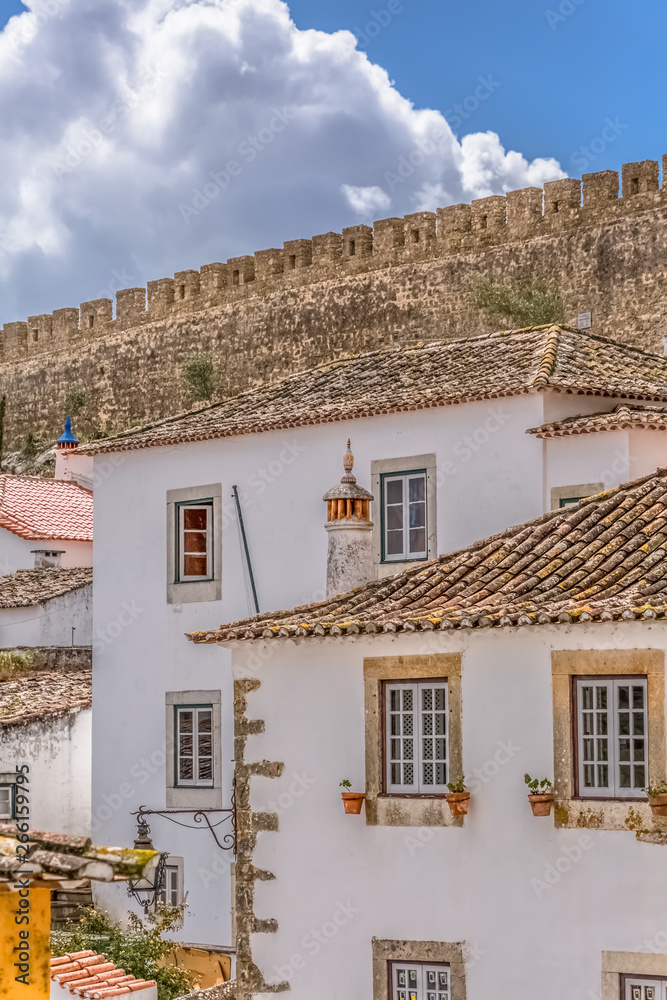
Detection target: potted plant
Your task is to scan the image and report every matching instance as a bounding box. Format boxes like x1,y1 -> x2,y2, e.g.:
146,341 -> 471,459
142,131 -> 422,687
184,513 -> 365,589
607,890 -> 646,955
340,779 -> 365,814
644,780 -> 667,817
445,777 -> 470,817
524,773 -> 554,816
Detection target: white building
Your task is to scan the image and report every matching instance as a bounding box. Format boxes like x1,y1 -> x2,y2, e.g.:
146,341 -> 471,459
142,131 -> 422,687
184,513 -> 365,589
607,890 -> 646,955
0,567 -> 92,647
77,325 -> 667,979
190,464 -> 667,1000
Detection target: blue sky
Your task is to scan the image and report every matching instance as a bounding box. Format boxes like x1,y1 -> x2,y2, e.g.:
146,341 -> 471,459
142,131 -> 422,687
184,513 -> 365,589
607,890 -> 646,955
2,0 -> 659,174
0,0 -> 661,322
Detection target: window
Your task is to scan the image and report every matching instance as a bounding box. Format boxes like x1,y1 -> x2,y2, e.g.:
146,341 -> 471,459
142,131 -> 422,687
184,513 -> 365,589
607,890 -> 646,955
480,214 -> 488,229
552,200 -> 560,214
232,269 -> 240,285
411,229 -> 420,243
576,678 -> 647,798
177,501 -> 213,582
175,706 -> 214,787
623,978 -> 667,1000
156,858 -> 184,909
385,682 -> 448,794
288,254 -> 296,270
550,482 -> 604,511
382,471 -> 427,562
390,962 -> 450,1000
349,239 -> 356,256
0,785 -> 15,820
630,177 -> 640,195
178,284 -> 186,299
559,496 -> 585,508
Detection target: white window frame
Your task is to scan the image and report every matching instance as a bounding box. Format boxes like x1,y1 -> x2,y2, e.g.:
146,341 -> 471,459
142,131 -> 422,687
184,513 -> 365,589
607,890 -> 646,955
175,705 -> 214,788
385,681 -> 449,794
177,501 -> 213,582
166,484 -> 222,605
156,856 -> 185,910
391,961 -> 450,1000
382,471 -> 428,562
625,978 -> 667,1000
576,677 -> 648,799
0,784 -> 14,820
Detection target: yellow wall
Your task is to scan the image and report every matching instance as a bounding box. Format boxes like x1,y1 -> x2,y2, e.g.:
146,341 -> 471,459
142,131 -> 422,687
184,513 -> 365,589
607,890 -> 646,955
0,888 -> 50,999
162,945 -> 231,987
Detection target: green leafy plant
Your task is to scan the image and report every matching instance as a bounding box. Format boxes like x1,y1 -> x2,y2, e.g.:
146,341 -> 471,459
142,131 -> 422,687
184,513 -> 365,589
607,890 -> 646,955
339,779 -> 352,789
524,773 -> 553,794
465,275 -> 564,328
446,777 -> 468,793
181,353 -> 215,401
64,390 -> 87,415
51,906 -> 197,1000
644,780 -> 667,797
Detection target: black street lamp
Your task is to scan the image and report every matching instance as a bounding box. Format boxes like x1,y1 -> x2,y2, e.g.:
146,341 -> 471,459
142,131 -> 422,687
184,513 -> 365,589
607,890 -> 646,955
126,815 -> 168,916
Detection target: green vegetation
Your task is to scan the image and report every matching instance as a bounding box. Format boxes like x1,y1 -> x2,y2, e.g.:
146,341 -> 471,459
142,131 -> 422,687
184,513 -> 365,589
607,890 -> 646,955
64,390 -> 87,415
51,906 -> 197,1000
465,275 -> 565,328
524,773 -> 553,793
21,431 -> 38,460
181,353 -> 215,402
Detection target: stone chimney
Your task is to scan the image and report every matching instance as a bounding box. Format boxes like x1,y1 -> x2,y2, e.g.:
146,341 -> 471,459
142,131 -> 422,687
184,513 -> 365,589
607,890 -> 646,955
323,440 -> 374,598
31,549 -> 65,569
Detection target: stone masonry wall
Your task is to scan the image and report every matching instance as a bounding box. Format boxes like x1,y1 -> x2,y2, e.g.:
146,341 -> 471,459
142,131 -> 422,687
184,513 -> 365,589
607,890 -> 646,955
2,158 -> 667,447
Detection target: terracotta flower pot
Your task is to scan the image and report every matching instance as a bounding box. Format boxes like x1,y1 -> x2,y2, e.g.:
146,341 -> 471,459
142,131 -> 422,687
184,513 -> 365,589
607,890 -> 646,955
341,792 -> 365,815
445,791 -> 470,817
528,792 -> 554,817
648,794 -> 667,817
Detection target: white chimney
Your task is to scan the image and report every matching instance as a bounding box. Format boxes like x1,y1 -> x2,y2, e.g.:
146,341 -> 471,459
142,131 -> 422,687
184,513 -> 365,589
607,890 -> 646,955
323,440 -> 374,598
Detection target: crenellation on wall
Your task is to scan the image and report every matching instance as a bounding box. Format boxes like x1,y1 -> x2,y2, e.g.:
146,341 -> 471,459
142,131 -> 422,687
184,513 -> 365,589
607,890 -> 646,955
115,287 -> 146,329
506,187 -> 543,236
147,276 -> 174,317
582,169 -> 619,210
2,155 -> 667,436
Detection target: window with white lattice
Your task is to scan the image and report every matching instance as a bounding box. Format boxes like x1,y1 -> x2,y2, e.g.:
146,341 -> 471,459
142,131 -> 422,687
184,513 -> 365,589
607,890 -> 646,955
175,706 -> 214,787
381,471 -> 428,562
624,978 -> 667,1000
390,962 -> 450,1000
0,785 -> 14,820
156,857 -> 184,909
385,681 -> 448,794
576,677 -> 648,798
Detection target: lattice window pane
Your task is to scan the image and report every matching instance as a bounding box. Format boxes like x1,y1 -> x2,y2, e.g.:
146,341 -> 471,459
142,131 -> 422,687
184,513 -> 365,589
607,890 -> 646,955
387,682 -> 448,794
392,964 -> 449,1000
625,979 -> 667,1000
383,472 -> 428,561
177,706 -> 214,787
578,677 -> 648,798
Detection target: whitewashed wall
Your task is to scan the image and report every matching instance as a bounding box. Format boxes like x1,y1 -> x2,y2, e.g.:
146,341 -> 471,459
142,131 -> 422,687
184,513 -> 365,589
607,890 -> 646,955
235,620 -> 667,1000
0,526 -> 92,574
89,389 -> 665,950
0,709 -> 91,835
0,584 -> 92,647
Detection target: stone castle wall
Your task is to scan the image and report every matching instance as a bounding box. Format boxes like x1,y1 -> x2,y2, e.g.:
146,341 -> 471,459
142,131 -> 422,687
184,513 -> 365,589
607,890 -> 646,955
2,157 -> 667,448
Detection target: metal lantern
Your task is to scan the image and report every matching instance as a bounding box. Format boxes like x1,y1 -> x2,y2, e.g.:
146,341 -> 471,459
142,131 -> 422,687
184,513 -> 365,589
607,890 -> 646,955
126,815 -> 168,916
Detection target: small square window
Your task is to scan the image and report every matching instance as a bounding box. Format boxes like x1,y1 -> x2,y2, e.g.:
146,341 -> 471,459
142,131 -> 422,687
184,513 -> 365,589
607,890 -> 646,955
349,239 -> 356,256
385,681 -> 449,794
288,254 -> 296,270
175,705 -> 214,787
575,677 -> 648,799
381,471 -> 427,562
630,177 -> 640,196
623,977 -> 667,999
177,501 -> 213,582
390,961 -> 450,1000
156,857 -> 185,909
0,785 -> 15,820
411,229 -> 420,244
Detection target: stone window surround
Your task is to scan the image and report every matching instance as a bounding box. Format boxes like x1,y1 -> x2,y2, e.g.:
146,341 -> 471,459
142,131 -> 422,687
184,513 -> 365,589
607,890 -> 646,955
364,653 -> 463,828
602,951 -> 667,1000
371,454 -> 437,579
167,483 -> 222,604
551,649 -> 666,832
550,481 -> 604,510
166,690 -> 222,808
372,939 -> 466,1000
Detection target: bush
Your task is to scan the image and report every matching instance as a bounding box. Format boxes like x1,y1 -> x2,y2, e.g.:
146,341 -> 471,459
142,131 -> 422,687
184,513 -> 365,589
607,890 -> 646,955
181,354 -> 215,401
64,390 -> 87,416
51,906 -> 197,1000
465,276 -> 564,328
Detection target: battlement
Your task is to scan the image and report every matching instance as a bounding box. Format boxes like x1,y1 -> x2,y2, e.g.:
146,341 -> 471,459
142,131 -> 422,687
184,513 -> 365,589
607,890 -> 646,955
3,155 -> 667,363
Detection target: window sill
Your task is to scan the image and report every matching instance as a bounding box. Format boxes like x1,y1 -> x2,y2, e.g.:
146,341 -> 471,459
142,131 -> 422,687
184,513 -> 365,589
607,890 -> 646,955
554,796 -> 659,832
366,793 -> 463,828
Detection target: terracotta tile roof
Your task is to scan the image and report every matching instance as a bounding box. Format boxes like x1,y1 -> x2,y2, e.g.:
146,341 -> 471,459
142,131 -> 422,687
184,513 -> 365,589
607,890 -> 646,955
0,567 -> 92,607
0,663 -> 91,727
0,825 -> 160,889
51,952 -> 157,998
0,475 -> 93,540
529,402 -> 667,437
79,326 -> 667,455
188,467 -> 667,642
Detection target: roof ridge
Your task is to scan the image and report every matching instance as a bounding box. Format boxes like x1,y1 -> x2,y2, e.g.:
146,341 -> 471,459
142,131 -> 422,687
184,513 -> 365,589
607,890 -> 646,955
533,325 -> 561,387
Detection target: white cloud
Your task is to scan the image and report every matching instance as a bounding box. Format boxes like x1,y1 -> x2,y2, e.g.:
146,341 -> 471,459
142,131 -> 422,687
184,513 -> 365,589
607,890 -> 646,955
0,0 -> 566,323
341,183 -> 391,217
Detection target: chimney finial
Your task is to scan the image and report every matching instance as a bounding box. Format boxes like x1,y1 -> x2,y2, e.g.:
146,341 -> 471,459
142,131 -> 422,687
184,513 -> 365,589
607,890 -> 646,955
341,439 -> 356,484
56,415 -> 79,452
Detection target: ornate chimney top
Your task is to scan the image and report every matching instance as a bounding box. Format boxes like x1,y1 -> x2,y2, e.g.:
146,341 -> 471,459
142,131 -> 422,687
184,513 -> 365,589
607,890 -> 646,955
323,440 -> 374,520
323,441 -> 375,598
56,415 -> 79,452
341,439 -> 356,484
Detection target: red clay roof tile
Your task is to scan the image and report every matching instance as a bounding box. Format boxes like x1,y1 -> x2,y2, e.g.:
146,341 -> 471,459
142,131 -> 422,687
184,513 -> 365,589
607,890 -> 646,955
0,475 -> 92,541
